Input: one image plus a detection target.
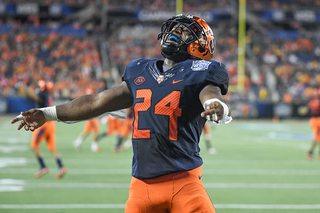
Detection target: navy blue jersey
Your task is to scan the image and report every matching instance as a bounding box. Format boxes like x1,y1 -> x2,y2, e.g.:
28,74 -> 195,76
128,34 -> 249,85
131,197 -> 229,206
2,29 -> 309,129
122,58 -> 229,179
37,90 -> 51,108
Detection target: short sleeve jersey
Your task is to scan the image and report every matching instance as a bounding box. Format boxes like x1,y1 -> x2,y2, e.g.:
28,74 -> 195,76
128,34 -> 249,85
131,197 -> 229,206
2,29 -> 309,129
122,58 -> 229,179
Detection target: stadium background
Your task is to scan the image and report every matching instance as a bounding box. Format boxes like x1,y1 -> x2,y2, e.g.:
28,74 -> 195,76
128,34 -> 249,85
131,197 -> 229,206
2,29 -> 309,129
1,0 -> 320,212
0,0 -> 319,119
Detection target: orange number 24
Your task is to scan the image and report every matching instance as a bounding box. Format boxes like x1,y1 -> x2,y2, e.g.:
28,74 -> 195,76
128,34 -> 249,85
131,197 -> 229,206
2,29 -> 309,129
133,89 -> 182,140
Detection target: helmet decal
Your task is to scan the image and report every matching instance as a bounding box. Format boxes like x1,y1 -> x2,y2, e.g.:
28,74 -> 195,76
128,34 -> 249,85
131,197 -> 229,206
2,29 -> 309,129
209,39 -> 215,53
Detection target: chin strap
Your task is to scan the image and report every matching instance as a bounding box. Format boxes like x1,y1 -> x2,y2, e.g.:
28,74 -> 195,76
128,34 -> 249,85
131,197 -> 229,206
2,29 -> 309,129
161,40 -> 205,62
161,42 -> 194,63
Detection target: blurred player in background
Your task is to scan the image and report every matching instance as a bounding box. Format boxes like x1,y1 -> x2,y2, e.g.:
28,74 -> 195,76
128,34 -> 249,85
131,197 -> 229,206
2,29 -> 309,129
73,88 -> 101,152
306,89 -> 320,160
12,15 -> 232,212
97,107 -> 133,153
203,123 -> 216,154
73,119 -> 100,152
25,80 -> 66,178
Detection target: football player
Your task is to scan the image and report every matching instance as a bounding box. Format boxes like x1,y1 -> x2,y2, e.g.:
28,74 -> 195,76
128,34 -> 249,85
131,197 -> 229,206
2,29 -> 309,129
73,119 -> 101,152
97,107 -> 134,153
25,80 -> 66,179
12,15 -> 231,212
203,123 -> 216,155
306,90 -> 320,160
73,88 -> 101,152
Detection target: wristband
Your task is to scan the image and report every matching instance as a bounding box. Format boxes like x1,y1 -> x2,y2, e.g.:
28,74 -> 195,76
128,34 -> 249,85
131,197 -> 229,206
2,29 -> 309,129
203,98 -> 229,118
203,98 -> 232,124
39,106 -> 58,121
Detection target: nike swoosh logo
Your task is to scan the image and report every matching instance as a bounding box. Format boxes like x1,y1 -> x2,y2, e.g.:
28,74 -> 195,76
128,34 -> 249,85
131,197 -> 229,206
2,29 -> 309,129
172,79 -> 184,84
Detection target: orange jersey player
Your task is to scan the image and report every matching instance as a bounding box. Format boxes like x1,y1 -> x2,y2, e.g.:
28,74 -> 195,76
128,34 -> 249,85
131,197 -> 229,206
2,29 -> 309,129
97,108 -> 133,152
27,80 -> 66,179
306,93 -> 320,160
202,123 -> 216,154
73,87 -> 101,152
73,119 -> 101,152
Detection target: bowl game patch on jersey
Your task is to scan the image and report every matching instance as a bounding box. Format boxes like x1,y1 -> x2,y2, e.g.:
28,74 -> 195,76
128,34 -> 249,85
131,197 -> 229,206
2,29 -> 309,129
191,61 -> 212,71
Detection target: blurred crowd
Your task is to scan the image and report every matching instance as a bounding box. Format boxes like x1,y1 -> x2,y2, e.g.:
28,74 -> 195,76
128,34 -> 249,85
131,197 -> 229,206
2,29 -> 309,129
106,0 -> 320,11
0,0 -> 227,10
6,0 -> 320,11
0,20 -> 107,100
0,0 -> 92,5
246,0 -> 320,10
247,28 -> 320,104
106,0 -> 229,11
1,0 -> 320,11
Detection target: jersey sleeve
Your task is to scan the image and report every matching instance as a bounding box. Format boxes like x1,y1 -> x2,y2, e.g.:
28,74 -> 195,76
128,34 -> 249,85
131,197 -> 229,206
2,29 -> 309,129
205,62 -> 229,95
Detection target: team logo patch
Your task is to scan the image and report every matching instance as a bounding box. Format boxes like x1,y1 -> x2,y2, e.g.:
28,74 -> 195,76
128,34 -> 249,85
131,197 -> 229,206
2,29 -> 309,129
134,76 -> 145,85
191,61 -> 211,71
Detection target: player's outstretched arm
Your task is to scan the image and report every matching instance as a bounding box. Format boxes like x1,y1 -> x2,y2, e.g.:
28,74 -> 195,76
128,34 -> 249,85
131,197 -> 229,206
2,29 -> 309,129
57,81 -> 132,121
11,81 -> 133,131
199,84 -> 232,124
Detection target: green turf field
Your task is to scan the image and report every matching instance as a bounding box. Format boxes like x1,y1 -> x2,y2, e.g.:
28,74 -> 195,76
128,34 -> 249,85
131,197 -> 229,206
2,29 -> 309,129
1,115 -> 319,213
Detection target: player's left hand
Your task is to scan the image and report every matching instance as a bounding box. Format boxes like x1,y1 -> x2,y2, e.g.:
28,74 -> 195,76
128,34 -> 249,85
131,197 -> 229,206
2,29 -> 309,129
201,101 -> 224,122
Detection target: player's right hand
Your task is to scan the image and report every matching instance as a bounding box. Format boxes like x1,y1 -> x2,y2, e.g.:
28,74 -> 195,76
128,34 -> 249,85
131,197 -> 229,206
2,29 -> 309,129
201,101 -> 223,122
11,109 -> 46,131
